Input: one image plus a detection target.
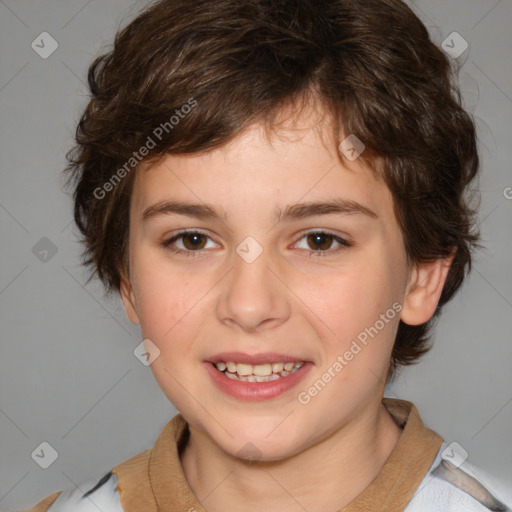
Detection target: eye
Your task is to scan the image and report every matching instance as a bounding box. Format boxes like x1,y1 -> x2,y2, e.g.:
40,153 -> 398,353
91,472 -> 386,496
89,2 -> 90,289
294,230 -> 352,256
161,229 -> 351,259
161,230 -> 218,256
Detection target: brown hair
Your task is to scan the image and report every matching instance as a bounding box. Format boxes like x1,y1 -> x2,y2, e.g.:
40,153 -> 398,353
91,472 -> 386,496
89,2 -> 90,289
65,0 -> 481,380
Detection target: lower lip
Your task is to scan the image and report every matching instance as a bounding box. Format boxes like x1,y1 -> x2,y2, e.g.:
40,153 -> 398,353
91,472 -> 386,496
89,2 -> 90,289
204,361 -> 313,401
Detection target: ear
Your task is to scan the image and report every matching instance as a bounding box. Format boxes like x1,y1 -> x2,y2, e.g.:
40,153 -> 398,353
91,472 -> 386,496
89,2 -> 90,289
400,250 -> 455,326
120,275 -> 140,325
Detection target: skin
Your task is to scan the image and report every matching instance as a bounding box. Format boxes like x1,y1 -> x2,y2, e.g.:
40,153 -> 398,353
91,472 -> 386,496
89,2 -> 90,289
120,99 -> 453,511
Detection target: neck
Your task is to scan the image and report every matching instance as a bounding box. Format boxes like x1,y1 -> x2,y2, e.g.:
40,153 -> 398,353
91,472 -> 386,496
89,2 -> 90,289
180,402 -> 403,512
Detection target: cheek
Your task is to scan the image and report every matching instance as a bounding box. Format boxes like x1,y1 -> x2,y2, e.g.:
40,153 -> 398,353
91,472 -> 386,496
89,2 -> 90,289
298,264 -> 382,330
301,259 -> 401,364
131,257 -> 197,341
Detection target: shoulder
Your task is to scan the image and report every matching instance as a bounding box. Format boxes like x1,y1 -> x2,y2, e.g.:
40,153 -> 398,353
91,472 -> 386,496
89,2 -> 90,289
20,472 -> 124,512
405,442 -> 512,512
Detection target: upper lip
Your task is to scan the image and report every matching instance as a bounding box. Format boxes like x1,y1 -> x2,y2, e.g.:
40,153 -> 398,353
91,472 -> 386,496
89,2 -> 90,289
207,352 -> 309,365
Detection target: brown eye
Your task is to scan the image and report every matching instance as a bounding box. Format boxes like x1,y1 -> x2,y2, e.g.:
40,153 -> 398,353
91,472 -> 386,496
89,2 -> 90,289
294,230 -> 352,257
181,232 -> 208,250
306,232 -> 335,251
162,230 -> 217,255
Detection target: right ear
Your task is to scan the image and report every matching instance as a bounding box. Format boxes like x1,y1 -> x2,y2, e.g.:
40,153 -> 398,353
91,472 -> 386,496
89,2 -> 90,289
120,276 -> 140,325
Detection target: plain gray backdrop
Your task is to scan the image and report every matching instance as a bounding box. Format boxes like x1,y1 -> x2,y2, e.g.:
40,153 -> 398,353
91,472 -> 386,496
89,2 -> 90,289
1,0 -> 511,509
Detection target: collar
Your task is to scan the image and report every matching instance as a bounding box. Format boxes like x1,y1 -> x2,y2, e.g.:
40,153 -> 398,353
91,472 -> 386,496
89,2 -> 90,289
340,398 -> 443,511
112,398 -> 443,511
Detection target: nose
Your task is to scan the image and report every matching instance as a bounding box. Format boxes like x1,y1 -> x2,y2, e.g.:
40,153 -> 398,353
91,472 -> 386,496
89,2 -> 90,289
215,247 -> 291,333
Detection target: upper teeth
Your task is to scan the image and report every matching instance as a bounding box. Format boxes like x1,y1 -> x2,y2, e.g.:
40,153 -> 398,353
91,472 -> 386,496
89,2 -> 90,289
215,361 -> 304,376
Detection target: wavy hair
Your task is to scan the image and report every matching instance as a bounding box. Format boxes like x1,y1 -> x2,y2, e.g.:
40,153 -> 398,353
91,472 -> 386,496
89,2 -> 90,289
65,0 -> 481,380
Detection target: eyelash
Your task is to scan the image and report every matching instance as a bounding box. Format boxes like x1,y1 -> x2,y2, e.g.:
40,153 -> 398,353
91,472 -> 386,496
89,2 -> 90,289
161,229 -> 352,259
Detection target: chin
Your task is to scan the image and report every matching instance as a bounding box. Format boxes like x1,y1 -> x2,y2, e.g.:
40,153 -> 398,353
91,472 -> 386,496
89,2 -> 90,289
219,429 -> 305,463
229,442 -> 298,463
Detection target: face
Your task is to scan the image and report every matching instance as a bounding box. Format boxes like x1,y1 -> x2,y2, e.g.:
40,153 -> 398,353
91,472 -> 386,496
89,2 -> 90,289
121,103 -> 416,461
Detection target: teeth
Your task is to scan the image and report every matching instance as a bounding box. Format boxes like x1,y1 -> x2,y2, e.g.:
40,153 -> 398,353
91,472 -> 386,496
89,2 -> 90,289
236,363 -> 254,376
225,372 -> 283,382
253,363 -> 272,376
216,361 -> 227,372
214,360 -> 305,381
272,362 -> 284,373
255,374 -> 280,382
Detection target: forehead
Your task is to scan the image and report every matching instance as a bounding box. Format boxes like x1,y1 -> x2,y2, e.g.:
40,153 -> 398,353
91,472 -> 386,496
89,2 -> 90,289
131,102 -> 392,222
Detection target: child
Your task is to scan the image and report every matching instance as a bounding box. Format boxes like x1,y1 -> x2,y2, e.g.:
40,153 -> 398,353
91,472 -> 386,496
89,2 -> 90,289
21,0 -> 511,510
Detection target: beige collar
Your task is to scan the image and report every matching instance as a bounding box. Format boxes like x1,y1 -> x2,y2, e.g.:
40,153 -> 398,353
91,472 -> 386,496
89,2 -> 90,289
112,398 -> 443,511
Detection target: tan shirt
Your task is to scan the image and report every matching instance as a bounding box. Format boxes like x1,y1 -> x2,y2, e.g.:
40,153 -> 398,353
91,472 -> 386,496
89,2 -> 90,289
22,398 -> 445,512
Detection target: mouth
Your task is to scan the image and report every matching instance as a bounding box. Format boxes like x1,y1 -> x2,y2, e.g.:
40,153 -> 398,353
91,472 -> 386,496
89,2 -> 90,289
212,360 -> 305,382
204,352 -> 313,401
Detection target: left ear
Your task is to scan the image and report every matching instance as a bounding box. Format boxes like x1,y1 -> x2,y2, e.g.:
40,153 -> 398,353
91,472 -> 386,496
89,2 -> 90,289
400,249 -> 456,326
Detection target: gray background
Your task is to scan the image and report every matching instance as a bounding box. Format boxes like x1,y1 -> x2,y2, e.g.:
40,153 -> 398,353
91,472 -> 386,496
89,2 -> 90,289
1,0 -> 511,509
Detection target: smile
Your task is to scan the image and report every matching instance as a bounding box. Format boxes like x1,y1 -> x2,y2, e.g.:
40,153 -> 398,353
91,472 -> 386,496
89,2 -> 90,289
205,359 -> 312,401
215,361 -> 304,382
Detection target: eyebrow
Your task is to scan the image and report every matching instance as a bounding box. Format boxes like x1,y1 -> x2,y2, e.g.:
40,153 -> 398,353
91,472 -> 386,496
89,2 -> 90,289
142,198 -> 378,223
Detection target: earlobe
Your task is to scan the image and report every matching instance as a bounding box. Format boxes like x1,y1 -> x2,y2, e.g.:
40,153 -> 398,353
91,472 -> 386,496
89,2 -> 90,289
400,252 -> 455,326
120,277 -> 140,325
